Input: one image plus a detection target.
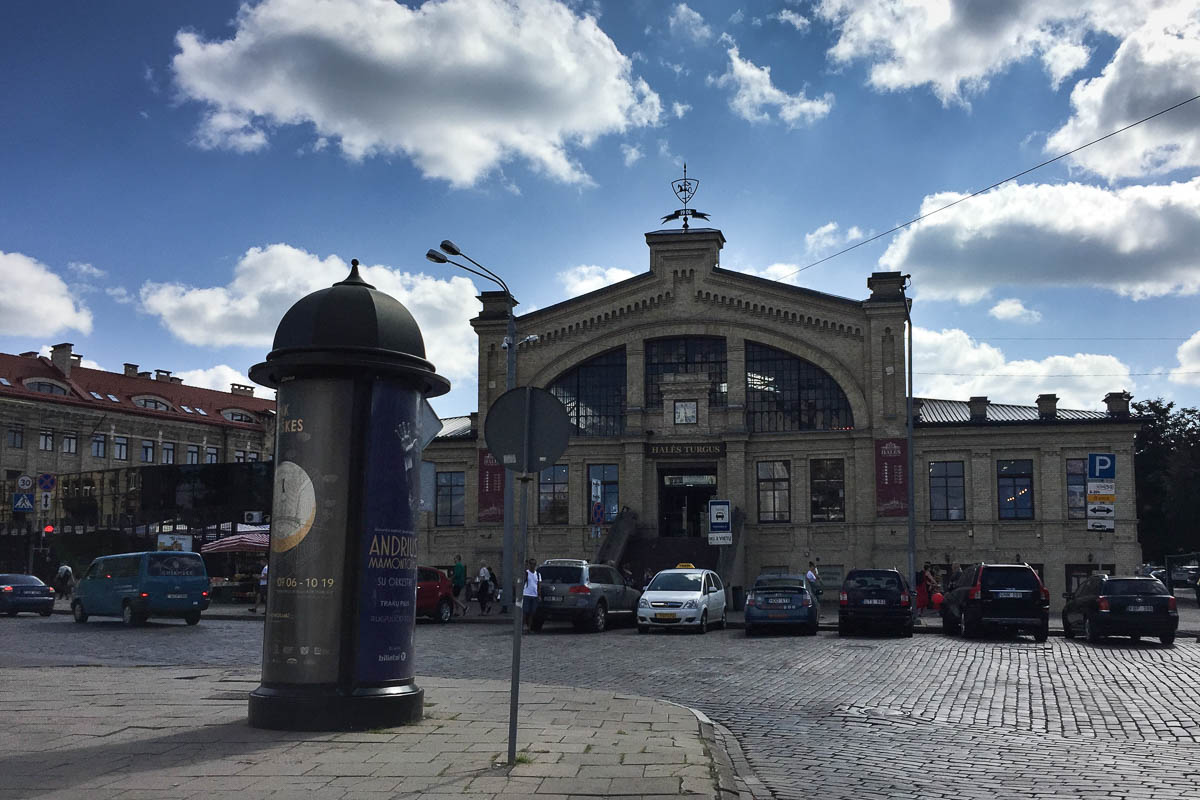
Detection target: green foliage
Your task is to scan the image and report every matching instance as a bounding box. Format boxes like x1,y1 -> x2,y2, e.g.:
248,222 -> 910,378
1133,399 -> 1200,560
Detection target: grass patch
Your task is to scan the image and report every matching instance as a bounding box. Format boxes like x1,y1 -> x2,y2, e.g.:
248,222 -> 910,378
617,729 -> 628,735
514,752 -> 534,764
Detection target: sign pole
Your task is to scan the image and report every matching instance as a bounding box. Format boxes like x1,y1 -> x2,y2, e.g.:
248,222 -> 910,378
507,386 -> 534,765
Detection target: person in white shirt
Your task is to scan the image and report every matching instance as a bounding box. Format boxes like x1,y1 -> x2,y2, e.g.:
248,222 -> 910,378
250,561 -> 268,613
522,559 -> 541,632
806,561 -> 822,598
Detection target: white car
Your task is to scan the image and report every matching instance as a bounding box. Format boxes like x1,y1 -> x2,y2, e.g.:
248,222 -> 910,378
637,567 -> 727,634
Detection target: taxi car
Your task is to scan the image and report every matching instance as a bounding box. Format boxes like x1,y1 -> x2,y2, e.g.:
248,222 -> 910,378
637,567 -> 726,634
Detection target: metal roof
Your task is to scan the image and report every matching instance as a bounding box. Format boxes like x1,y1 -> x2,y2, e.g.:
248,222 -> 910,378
435,415 -> 475,439
917,397 -> 1113,425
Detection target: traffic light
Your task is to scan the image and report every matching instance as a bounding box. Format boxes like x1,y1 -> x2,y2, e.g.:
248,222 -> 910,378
43,525 -> 54,534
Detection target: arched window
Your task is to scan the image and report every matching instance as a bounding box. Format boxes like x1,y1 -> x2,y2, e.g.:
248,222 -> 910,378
134,397 -> 172,411
644,337 -> 727,409
745,342 -> 854,432
27,380 -> 68,396
548,348 -> 626,436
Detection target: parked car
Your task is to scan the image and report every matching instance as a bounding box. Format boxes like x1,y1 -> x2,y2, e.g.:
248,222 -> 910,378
1168,563 -> 1200,585
0,574 -> 55,617
533,559 -> 641,633
837,569 -> 913,637
744,573 -> 819,636
72,551 -> 210,626
1062,575 -> 1178,646
637,567 -> 727,634
941,563 -> 1049,642
416,566 -> 454,623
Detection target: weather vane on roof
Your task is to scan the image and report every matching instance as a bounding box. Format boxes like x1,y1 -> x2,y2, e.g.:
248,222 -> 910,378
660,163 -> 710,231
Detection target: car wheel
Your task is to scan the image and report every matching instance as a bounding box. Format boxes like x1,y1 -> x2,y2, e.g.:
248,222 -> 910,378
436,598 -> 453,624
72,602 -> 88,624
122,603 -> 144,626
184,612 -> 201,626
39,609 -> 53,617
961,616 -> 977,639
637,624 -> 649,634
531,614 -> 545,632
1034,624 -> 1048,643
1084,615 -> 1102,643
718,608 -> 727,630
1160,633 -> 1175,647
1062,615 -> 1075,639
697,611 -> 707,635
590,603 -> 607,633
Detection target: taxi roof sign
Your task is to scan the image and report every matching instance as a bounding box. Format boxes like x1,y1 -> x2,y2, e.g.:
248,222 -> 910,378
675,562 -> 696,569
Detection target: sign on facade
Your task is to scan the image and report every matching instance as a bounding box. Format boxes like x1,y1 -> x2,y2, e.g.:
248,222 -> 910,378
1087,453 -> 1115,480
874,438 -> 908,517
708,499 -> 732,545
16,475 -> 33,491
36,473 -> 56,492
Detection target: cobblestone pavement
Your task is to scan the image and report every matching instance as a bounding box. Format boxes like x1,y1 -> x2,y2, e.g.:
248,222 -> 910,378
3,614 -> 1198,798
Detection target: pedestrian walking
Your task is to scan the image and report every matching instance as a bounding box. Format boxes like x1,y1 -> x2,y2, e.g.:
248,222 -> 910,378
522,559 -> 541,632
477,562 -> 493,614
250,560 -> 268,613
806,561 -> 822,599
451,554 -> 468,616
55,563 -> 74,601
916,563 -> 931,615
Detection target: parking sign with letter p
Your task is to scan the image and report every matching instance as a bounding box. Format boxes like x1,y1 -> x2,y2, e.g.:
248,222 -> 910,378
1088,453 -> 1116,480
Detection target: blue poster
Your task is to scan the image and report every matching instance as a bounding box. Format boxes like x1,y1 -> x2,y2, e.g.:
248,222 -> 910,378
356,379 -> 421,683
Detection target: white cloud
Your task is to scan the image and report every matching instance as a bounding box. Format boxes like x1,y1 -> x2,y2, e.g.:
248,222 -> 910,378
557,265 -> 636,296
172,0 -> 662,187
915,327 -> 1132,410
174,364 -> 260,397
0,251 -> 93,337
106,287 -> 135,304
988,298 -> 1042,323
1170,330 -> 1200,386
620,143 -> 643,166
68,261 -> 106,279
804,220 -> 862,255
1046,4 -> 1200,181
36,345 -> 104,371
774,9 -> 810,31
728,9 -> 744,25
672,101 -> 692,118
138,244 -> 481,383
879,177 -> 1200,302
669,3 -> 713,42
711,46 -> 833,127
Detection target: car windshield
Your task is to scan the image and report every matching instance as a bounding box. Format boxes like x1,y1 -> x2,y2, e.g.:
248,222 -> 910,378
755,577 -> 806,592
648,572 -> 703,592
0,574 -> 42,586
539,566 -> 583,584
981,567 -> 1040,591
1104,579 -> 1167,595
146,553 -> 205,577
845,572 -> 902,591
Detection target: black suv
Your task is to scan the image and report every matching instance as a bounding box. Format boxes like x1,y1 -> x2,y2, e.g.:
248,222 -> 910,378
1062,575 -> 1178,646
838,568 -> 914,637
941,563 -> 1049,642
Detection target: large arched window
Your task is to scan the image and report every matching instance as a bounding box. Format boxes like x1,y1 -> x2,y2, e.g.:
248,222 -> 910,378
745,342 -> 854,432
548,348 -> 626,436
644,337 -> 727,409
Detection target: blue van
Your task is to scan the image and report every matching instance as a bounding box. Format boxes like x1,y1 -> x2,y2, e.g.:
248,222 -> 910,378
72,551 -> 211,626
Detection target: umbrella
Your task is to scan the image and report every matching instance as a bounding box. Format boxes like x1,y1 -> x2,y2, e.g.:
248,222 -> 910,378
200,532 -> 270,553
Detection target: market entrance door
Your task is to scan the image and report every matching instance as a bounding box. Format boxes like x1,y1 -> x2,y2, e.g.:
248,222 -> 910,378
658,468 -> 716,538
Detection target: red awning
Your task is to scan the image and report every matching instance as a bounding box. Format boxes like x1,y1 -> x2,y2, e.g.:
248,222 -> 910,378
200,532 -> 270,553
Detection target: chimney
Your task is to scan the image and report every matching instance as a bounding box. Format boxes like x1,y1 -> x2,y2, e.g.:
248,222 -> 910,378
169,376 -> 183,384
230,383 -> 255,397
50,343 -> 74,377
19,351 -> 37,358
154,369 -> 172,382
866,271 -> 906,302
912,398 -> 924,422
1036,393 -> 1058,420
137,371 -> 151,379
123,363 -> 139,377
968,396 -> 989,422
1104,391 -> 1131,418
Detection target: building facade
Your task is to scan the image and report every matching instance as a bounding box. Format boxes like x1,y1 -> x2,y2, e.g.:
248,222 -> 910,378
420,227 -> 1141,602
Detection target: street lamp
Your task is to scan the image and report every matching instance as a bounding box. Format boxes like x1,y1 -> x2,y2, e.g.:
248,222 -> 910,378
900,275 -> 916,592
425,241 -> 518,613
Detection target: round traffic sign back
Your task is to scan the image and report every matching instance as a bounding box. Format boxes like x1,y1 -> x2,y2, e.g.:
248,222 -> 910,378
483,387 -> 571,474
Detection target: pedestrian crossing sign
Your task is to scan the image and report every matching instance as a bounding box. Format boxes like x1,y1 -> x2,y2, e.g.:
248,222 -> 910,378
12,493 -> 34,512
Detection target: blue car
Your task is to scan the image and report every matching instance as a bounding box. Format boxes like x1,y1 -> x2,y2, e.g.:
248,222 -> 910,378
744,573 -> 820,636
72,551 -> 210,626
0,574 -> 55,616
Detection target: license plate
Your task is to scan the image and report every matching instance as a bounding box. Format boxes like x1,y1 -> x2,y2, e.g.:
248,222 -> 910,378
863,599 -> 886,605
542,596 -> 560,602
996,592 -> 1022,599
768,598 -> 789,604
654,612 -> 676,620
1128,605 -> 1153,612
167,594 -> 186,599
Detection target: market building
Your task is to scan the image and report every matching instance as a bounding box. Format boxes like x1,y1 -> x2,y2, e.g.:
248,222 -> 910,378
418,224 -> 1142,603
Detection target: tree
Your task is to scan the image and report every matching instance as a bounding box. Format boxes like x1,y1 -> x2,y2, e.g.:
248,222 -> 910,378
1133,399 -> 1200,561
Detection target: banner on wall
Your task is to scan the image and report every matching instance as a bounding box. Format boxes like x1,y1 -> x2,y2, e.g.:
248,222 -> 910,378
478,449 -> 505,523
875,438 -> 908,517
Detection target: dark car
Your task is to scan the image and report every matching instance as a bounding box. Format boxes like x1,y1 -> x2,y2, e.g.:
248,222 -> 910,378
744,573 -> 820,636
838,569 -> 913,637
0,574 -> 55,616
941,563 -> 1049,642
1062,575 -> 1178,646
416,567 -> 454,623
533,559 -> 641,633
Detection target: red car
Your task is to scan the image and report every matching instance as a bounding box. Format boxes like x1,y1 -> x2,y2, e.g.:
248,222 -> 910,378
416,566 -> 454,623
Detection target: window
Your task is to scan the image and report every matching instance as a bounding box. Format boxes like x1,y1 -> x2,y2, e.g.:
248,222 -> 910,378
223,409 -> 255,423
205,446 -> 218,464
140,440 -> 155,463
161,442 -> 175,464
29,381 -> 67,395
539,464 -> 569,524
89,391 -> 103,400
113,436 -> 128,461
61,431 -> 78,455
435,472 -> 465,526
757,461 -> 791,523
997,459 -> 1035,520
929,461 -> 966,521
587,464 -> 619,522
6,428 -> 22,449
1066,458 -> 1086,520
91,434 -> 106,459
547,348 -> 627,436
234,450 -> 246,463
745,342 -> 854,432
810,459 -> 845,522
247,451 -> 259,462
194,407 -> 207,416
135,397 -> 171,411
39,430 -> 53,451
180,405 -> 194,414
673,400 -> 698,424
186,445 -> 200,465
0,377 -> 10,386
645,337 -> 727,409
106,394 -> 120,402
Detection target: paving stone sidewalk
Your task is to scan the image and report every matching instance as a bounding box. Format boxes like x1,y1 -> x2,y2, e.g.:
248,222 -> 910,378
0,667 -> 734,800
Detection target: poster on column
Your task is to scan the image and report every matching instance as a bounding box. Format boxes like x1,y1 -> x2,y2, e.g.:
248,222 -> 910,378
356,379 -> 421,684
262,379 -> 353,685
875,438 -> 908,517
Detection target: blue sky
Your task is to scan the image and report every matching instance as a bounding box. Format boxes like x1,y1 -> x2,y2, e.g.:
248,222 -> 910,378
1,0 -> 1198,418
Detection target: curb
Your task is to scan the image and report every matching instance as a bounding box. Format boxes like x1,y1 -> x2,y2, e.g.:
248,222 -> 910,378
663,702 -> 743,800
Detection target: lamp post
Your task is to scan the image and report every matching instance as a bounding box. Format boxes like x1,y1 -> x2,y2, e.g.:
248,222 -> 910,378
425,242 -> 518,612
900,275 -> 916,594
